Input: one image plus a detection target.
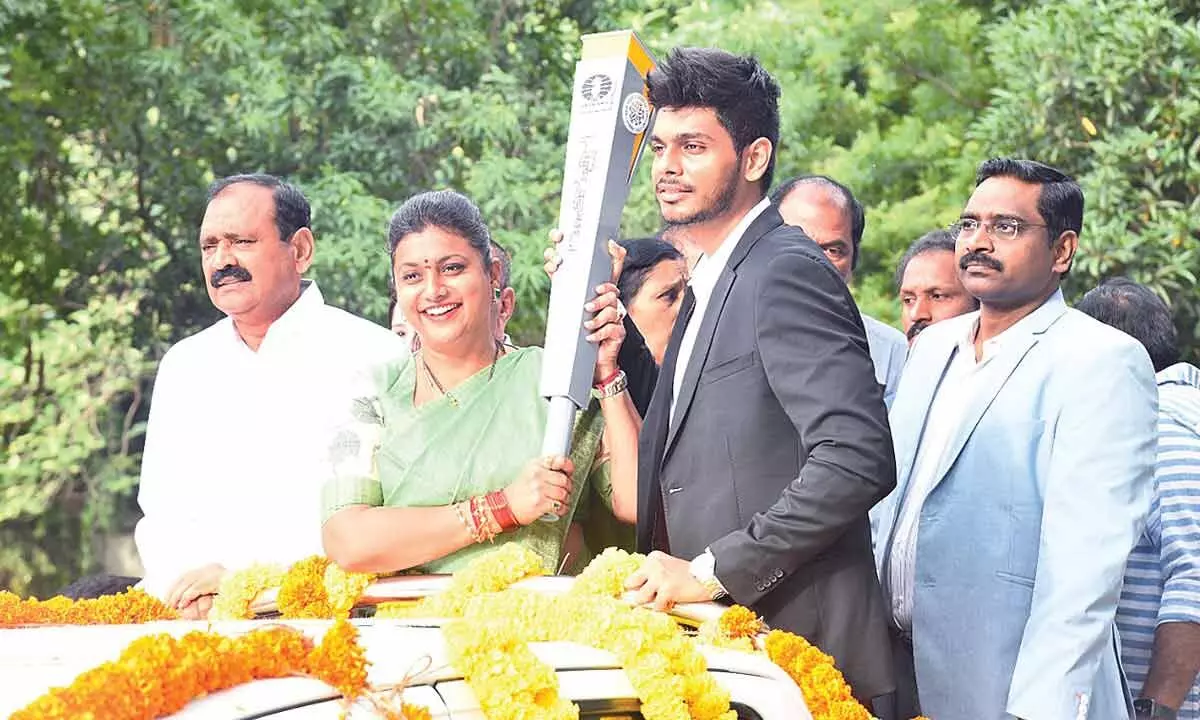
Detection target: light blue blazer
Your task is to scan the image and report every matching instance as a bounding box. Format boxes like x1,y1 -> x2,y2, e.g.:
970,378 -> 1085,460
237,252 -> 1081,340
875,291 -> 1157,720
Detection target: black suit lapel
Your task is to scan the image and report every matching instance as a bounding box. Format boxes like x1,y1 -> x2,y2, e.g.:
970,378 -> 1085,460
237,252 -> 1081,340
663,205 -> 782,457
664,270 -> 733,456
636,287 -> 695,552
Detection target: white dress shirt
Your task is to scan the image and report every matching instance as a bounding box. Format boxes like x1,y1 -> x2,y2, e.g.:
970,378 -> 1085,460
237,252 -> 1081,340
134,281 -> 407,598
671,197 -> 770,422
669,197 -> 769,591
887,306 -> 1047,630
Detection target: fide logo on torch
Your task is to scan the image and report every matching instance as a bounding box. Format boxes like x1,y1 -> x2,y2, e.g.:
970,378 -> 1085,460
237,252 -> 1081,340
578,73 -> 616,113
621,92 -> 651,135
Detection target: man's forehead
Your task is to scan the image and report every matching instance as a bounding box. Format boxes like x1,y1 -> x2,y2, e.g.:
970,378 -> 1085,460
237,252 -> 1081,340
964,176 -> 1041,217
778,187 -> 850,239
652,106 -> 724,135
902,250 -> 958,287
200,184 -> 276,236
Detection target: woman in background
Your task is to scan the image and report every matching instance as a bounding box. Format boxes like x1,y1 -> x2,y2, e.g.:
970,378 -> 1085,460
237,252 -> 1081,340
617,238 -> 688,365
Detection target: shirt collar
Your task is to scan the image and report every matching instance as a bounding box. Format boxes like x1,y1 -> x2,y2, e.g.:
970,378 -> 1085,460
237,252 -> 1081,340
958,288 -> 1066,362
227,279 -> 324,352
1157,362 -> 1200,431
1157,361 -> 1200,390
689,197 -> 771,295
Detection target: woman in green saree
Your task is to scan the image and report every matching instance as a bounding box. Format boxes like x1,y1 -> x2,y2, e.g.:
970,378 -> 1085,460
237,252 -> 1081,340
321,190 -> 639,575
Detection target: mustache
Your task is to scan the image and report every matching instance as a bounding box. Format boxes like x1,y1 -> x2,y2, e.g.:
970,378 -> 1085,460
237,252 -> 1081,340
906,320 -> 930,341
210,265 -> 252,288
959,252 -> 1003,272
656,180 -> 693,193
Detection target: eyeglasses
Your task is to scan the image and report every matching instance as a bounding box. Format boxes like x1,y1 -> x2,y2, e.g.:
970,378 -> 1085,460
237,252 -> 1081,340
952,217 -> 1047,242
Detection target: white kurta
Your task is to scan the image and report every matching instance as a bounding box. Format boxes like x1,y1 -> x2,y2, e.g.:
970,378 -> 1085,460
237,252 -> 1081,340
134,281 -> 408,598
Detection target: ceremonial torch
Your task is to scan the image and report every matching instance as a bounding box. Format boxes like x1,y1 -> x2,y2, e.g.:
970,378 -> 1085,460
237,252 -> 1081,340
539,30 -> 657,506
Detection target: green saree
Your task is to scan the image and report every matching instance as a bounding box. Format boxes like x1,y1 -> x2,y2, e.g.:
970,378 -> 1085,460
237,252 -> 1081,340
321,346 -> 628,574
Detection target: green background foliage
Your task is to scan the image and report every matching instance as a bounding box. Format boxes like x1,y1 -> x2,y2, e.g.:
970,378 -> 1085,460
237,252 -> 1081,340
1,0 -> 1196,594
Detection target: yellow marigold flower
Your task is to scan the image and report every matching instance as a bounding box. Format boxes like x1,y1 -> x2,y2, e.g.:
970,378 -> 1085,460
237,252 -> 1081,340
210,563 -> 286,620
569,546 -> 645,598
324,562 -> 375,617
404,544 -> 544,618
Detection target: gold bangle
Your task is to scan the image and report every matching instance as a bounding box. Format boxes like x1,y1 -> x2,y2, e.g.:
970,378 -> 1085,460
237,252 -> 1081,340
454,501 -> 478,543
470,496 -> 496,543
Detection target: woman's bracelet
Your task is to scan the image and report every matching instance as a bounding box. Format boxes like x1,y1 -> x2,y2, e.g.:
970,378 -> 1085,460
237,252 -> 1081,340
486,490 -> 521,531
593,367 -> 622,389
453,501 -> 479,542
468,495 -> 497,543
593,369 -> 628,399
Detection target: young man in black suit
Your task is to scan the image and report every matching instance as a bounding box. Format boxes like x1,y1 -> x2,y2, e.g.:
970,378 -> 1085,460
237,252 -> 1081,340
619,47 -> 898,711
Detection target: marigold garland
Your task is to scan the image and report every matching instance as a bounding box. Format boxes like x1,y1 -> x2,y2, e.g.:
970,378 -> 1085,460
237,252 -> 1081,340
12,624 -> 313,718
0,588 -> 178,626
12,618 -> 436,720
763,628 -> 871,720
304,618 -> 370,698
210,562 -> 287,620
441,590 -> 735,720
696,604 -> 762,653
275,555 -> 374,619
377,543 -> 544,619
567,546 -> 644,598
11,547 -> 881,720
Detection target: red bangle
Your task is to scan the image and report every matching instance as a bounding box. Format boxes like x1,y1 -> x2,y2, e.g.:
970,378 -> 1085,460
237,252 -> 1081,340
487,490 -> 521,531
594,368 -> 621,389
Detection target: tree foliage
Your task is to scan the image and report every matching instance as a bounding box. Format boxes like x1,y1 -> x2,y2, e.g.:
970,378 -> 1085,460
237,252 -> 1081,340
1,0 -> 1196,593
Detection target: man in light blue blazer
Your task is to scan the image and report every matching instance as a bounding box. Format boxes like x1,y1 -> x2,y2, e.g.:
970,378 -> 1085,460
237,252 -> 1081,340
874,158 -> 1158,720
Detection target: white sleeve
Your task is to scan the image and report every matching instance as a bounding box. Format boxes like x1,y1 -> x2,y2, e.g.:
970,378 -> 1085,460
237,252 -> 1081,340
133,348 -> 211,599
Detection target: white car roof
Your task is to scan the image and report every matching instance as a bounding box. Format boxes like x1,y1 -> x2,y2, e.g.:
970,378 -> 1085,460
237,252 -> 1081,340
0,576 -> 809,718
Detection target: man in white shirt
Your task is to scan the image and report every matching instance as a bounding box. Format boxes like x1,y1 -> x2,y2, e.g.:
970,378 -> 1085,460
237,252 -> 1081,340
771,174 -> 908,407
618,47 -> 897,712
135,174 -> 406,618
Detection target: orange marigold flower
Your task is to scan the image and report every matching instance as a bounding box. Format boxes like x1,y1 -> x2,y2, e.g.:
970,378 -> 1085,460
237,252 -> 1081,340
278,555 -> 335,618
716,605 -> 764,639
306,618 -> 370,700
276,556 -> 372,619
11,625 -> 316,719
0,588 -> 177,627
763,629 -> 870,720
384,703 -> 434,720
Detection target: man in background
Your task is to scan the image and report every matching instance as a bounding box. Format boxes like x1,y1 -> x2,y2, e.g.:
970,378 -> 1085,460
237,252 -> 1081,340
895,229 -> 978,342
771,175 -> 907,405
1078,277 -> 1200,720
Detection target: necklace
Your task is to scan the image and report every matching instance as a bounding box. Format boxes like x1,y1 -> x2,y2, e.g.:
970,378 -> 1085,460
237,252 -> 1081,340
420,341 -> 502,408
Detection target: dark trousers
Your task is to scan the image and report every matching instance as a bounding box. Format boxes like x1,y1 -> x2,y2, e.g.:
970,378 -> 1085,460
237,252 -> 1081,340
876,625 -> 922,719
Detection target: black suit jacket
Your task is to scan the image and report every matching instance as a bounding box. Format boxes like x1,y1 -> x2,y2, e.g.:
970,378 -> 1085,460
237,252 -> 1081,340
633,205 -> 897,701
